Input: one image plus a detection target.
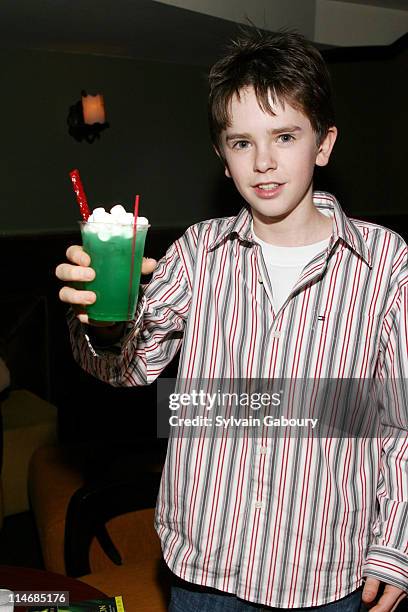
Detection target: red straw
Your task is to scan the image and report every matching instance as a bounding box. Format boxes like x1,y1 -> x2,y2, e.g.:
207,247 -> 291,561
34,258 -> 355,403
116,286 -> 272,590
69,169 -> 91,221
133,194 -> 140,225
128,195 -> 140,319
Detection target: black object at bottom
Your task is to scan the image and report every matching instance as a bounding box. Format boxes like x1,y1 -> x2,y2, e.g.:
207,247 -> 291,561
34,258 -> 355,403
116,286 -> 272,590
64,469 -> 162,577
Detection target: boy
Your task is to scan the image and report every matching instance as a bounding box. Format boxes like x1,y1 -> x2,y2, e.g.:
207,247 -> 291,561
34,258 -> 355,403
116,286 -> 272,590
56,30 -> 407,611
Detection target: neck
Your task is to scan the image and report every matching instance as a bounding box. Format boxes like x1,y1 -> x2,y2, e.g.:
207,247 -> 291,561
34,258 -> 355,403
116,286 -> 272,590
252,190 -> 332,247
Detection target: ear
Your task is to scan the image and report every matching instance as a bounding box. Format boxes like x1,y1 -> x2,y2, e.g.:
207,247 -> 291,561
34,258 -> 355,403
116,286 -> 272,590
315,126 -> 338,167
213,144 -> 231,178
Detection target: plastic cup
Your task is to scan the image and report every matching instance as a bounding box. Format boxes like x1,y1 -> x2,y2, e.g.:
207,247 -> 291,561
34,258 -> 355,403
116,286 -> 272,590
79,220 -> 149,322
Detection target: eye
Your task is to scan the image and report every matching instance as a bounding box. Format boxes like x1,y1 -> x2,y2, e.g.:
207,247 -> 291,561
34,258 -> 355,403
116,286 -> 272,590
232,140 -> 250,150
277,133 -> 295,144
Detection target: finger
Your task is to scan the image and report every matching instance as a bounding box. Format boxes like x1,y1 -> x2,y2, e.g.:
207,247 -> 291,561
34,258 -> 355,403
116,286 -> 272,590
59,286 -> 96,305
362,577 -> 380,604
72,308 -> 116,327
55,263 -> 95,283
142,257 -> 157,275
69,304 -> 90,325
390,593 -> 407,612
368,586 -> 405,612
66,244 -> 90,266
369,594 -> 400,612
76,312 -> 90,324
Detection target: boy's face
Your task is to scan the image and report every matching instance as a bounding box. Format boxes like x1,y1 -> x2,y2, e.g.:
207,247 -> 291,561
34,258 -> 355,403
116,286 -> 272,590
219,87 -> 337,224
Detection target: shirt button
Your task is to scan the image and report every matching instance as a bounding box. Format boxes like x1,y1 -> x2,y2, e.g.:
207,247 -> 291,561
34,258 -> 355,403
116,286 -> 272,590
254,501 -> 264,509
259,446 -> 268,455
258,277 -> 263,283
271,330 -> 281,338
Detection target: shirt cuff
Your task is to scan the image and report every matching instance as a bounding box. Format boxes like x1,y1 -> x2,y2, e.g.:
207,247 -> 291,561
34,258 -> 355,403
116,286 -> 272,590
363,545 -> 408,593
74,294 -> 147,358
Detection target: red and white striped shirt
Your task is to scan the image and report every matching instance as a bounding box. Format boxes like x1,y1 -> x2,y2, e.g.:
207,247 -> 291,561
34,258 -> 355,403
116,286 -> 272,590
69,192 -> 408,607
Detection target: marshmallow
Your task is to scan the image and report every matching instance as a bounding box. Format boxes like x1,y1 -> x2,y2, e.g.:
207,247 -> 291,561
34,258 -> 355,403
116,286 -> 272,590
84,205 -> 149,241
136,216 -> 149,226
91,207 -> 107,222
98,229 -> 112,242
110,204 -> 127,219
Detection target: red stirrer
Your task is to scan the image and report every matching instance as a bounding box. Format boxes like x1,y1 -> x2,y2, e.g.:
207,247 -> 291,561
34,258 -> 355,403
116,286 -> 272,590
128,195 -> 140,319
69,169 -> 91,221
133,194 -> 140,229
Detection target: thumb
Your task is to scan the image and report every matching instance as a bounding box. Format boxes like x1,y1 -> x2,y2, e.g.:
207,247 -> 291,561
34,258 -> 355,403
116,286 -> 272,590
362,577 -> 380,604
142,257 -> 157,275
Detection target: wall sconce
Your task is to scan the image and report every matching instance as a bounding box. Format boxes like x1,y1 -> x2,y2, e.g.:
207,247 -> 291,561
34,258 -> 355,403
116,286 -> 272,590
67,90 -> 109,143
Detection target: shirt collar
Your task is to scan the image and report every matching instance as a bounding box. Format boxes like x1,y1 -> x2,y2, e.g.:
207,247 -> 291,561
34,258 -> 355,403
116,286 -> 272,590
313,191 -> 372,267
206,205 -> 253,251
207,191 -> 372,268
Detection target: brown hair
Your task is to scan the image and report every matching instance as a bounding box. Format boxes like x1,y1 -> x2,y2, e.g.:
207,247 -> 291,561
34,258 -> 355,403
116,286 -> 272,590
208,29 -> 335,155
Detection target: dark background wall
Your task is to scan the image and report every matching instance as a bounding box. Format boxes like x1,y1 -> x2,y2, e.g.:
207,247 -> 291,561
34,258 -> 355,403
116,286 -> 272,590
0,48 -> 230,235
0,39 -> 406,236
316,41 -> 407,219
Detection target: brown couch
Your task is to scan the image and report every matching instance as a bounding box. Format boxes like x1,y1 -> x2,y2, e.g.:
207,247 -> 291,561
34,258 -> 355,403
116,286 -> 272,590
28,444 -> 172,611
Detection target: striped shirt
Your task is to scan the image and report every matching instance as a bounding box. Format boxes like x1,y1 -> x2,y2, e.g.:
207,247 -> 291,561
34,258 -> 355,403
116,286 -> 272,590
68,191 -> 408,607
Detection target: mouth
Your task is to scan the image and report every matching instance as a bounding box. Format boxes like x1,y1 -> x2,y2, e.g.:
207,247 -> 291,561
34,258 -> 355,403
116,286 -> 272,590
253,182 -> 284,198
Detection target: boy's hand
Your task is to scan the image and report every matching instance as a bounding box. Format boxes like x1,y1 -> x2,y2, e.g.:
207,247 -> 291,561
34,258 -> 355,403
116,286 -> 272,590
56,245 -> 157,326
362,577 -> 406,612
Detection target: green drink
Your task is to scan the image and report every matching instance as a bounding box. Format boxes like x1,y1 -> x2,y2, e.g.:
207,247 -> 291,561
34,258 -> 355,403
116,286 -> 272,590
80,216 -> 149,322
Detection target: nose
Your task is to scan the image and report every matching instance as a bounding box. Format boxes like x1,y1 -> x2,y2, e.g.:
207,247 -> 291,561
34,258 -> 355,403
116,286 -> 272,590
253,145 -> 277,173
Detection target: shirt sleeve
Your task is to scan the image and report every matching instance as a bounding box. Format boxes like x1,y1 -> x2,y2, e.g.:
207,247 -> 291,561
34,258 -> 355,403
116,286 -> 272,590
67,234 -> 192,387
363,246 -> 408,594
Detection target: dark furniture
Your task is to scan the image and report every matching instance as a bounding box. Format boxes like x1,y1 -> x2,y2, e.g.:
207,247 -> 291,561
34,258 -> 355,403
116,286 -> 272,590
0,565 -> 107,610
28,445 -> 170,612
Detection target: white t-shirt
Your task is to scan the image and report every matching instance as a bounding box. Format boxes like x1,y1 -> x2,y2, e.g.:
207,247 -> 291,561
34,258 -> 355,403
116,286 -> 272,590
252,227 -> 331,313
